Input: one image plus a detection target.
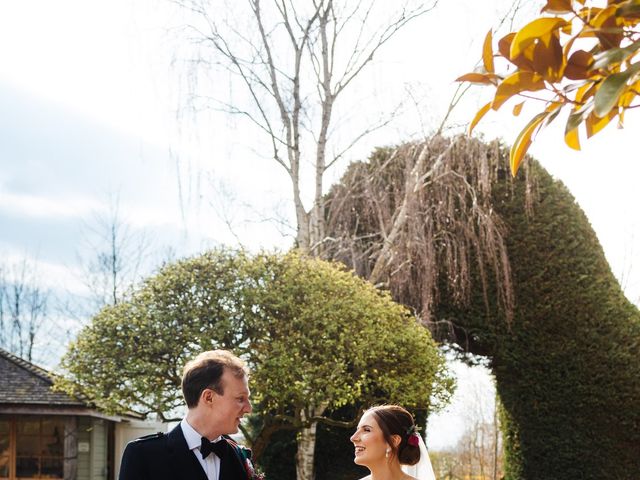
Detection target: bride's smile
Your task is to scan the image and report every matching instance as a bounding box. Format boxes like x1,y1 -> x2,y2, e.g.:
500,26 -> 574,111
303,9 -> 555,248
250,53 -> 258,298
350,405 -> 435,480
350,412 -> 388,466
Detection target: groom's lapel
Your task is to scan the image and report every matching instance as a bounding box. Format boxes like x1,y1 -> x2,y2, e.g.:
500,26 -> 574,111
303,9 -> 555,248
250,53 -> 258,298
219,437 -> 249,480
166,425 -> 208,480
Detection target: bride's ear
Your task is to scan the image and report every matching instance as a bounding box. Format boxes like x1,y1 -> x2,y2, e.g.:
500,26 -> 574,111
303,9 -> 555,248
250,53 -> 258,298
390,434 -> 402,448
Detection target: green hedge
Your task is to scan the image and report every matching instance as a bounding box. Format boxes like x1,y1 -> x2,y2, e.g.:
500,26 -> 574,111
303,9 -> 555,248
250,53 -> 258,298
488,160 -> 640,479
326,137 -> 640,479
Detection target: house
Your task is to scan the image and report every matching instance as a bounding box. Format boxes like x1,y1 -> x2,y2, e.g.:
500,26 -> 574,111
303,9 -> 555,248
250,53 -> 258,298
0,348 -> 164,480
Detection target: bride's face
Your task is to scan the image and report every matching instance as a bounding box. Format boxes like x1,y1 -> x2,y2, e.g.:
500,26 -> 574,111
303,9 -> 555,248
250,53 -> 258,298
350,411 -> 389,467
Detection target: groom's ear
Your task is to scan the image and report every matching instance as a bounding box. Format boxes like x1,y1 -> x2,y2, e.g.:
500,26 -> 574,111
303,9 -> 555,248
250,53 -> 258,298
200,388 -> 218,406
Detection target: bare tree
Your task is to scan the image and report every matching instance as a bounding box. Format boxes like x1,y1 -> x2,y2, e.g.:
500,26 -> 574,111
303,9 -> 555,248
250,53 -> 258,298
429,367 -> 503,480
176,0 -> 438,256
0,264 -> 5,349
0,257 -> 49,362
78,197 -> 151,311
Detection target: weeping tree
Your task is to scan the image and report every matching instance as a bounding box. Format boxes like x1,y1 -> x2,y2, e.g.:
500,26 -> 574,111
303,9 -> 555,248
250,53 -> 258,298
326,136 -> 520,323
58,249 -> 453,480
324,135 -> 640,479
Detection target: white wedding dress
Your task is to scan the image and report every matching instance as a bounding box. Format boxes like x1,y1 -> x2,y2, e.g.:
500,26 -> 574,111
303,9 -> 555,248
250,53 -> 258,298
401,435 -> 436,480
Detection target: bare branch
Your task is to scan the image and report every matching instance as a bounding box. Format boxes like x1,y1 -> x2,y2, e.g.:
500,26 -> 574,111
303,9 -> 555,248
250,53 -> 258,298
334,2 -> 439,96
325,101 -> 402,171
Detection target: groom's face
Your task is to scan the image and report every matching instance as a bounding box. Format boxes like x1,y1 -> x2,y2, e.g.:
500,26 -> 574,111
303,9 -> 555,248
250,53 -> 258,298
206,368 -> 252,435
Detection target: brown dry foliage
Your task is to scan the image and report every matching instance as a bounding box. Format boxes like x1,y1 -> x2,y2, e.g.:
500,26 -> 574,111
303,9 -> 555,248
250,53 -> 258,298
325,135 -> 536,329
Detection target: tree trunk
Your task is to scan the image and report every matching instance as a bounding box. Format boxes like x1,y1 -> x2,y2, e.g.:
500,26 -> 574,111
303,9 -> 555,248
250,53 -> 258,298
295,421 -> 318,480
63,416 -> 77,480
294,202 -> 311,253
295,404 -> 327,480
248,422 -> 281,462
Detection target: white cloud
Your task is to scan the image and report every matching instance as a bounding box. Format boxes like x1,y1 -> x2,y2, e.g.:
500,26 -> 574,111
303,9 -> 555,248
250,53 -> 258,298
0,191 -> 104,220
0,247 -> 89,297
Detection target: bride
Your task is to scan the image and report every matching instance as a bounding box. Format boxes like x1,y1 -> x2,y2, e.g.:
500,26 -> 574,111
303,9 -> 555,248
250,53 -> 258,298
350,405 -> 436,480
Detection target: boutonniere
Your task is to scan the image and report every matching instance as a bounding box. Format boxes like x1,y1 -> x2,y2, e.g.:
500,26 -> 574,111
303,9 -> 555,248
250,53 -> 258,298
243,458 -> 266,480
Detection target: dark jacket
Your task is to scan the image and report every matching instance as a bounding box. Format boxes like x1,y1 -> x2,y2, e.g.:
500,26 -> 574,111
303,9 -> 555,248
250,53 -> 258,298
118,424 -> 252,480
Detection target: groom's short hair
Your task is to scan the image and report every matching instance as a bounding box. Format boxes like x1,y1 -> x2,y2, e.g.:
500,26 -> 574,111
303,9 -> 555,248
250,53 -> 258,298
181,350 -> 248,408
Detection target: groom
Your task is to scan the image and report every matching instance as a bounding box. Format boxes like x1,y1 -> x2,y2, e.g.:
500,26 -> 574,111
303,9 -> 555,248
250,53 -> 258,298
119,350 -> 255,480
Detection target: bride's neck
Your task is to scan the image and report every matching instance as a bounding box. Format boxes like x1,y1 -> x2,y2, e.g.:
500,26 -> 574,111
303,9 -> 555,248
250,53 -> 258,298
368,460 -> 405,480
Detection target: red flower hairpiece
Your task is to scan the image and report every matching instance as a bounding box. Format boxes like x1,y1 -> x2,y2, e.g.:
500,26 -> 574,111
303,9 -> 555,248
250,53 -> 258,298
405,424 -> 421,447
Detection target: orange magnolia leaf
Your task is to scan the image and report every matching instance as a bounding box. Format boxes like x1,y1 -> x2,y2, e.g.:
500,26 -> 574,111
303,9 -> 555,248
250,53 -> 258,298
619,79 -> 640,108
561,21 -> 574,35
561,32 -> 580,63
492,71 -> 546,111
510,112 -> 548,176
575,82 -> 597,104
616,2 -> 640,24
617,79 -> 640,126
514,46 -> 538,71
579,6 -> 604,24
562,29 -> 578,48
498,33 -> 516,59
513,102 -> 525,116
544,100 -> 564,115
543,101 -> 564,126
592,5 -> 619,27
585,109 -> 616,138
469,101 -> 492,134
617,1 -> 640,15
510,17 -> 568,59
565,50 -> 594,80
541,0 -> 574,14
576,8 -> 604,38
498,32 -> 535,71
564,124 -> 581,150
483,30 -> 494,73
592,5 -> 624,48
531,32 -> 565,81
455,72 -> 498,85
564,106 -> 588,150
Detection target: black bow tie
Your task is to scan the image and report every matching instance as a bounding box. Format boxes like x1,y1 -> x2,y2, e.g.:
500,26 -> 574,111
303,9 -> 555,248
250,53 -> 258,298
200,437 -> 229,460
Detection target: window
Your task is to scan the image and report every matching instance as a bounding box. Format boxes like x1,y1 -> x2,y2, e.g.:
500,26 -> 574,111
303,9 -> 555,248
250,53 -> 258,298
0,416 -> 64,480
0,419 -> 9,479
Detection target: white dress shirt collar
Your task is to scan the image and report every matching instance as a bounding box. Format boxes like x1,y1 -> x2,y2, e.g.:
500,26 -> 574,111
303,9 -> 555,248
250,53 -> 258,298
180,418 -> 222,450
180,418 -> 224,480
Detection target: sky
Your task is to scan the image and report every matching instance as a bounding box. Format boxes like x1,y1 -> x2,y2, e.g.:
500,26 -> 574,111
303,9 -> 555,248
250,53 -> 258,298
1,0 -> 639,450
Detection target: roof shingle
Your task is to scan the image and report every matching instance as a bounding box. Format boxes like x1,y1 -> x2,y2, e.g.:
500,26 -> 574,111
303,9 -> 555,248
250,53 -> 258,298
0,348 -> 85,406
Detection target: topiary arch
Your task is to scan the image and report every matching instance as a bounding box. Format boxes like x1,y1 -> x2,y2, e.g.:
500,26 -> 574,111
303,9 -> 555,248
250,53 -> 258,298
324,136 -> 640,479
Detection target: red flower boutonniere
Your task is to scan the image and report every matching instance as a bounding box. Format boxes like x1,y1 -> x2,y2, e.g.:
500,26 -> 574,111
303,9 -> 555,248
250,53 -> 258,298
244,458 -> 266,480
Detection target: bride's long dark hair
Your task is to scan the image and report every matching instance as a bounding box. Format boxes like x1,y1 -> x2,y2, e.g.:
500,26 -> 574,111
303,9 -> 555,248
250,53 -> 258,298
368,405 -> 420,465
